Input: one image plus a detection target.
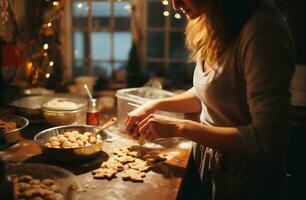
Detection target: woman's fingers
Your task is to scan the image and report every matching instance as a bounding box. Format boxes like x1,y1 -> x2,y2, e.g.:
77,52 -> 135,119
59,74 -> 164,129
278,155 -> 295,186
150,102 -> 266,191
126,113 -> 168,142
138,115 -> 156,141
144,129 -> 156,141
125,101 -> 157,136
124,115 -> 130,127
138,114 -> 179,139
125,116 -> 138,135
124,115 -> 132,133
131,123 -> 140,139
137,114 -> 152,128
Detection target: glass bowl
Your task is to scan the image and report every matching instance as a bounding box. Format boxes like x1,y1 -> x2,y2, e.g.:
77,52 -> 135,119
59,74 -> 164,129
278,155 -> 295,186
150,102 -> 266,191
42,108 -> 86,126
42,97 -> 87,126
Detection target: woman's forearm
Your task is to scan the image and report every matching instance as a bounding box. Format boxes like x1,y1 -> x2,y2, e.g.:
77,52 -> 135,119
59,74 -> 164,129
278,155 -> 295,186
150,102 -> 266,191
177,119 -> 242,154
154,91 -> 201,113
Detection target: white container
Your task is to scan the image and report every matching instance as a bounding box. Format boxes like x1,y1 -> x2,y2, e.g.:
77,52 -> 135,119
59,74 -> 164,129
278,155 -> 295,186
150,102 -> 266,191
116,87 -> 183,130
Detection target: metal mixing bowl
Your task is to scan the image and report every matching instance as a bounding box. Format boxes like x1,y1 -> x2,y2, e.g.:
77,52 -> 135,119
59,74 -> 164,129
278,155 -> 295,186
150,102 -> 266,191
10,95 -> 50,122
0,114 -> 29,149
34,125 -> 110,162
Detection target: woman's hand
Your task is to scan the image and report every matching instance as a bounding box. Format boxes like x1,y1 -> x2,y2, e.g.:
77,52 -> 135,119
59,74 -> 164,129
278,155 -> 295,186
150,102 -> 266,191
137,114 -> 183,142
125,100 -> 160,139
125,90 -> 200,140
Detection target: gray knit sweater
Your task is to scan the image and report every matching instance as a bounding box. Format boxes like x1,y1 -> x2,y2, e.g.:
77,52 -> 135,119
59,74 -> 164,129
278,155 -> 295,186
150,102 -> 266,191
190,5 -> 295,200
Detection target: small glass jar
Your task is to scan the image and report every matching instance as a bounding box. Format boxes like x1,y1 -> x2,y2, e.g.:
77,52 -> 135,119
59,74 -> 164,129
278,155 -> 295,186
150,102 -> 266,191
86,98 -> 100,126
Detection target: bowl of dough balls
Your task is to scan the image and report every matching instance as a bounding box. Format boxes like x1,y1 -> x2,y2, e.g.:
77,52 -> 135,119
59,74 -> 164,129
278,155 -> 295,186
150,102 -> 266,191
8,163 -> 80,200
0,114 -> 29,149
42,97 -> 87,126
34,125 -> 110,162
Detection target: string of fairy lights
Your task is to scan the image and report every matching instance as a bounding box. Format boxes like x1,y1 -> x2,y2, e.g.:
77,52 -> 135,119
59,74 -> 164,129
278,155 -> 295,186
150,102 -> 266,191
161,0 -> 181,19
74,0 -> 182,19
43,1 -> 61,80
0,0 -> 9,30
26,0 -> 63,85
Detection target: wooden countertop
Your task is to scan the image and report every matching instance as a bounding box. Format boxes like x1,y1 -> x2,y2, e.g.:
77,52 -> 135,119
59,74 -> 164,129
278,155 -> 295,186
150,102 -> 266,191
0,111 -> 192,200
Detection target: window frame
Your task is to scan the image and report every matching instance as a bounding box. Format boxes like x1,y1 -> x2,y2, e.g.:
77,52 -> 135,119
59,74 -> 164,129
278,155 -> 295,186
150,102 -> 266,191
144,0 -> 187,75
62,0 -> 132,80
61,0 -> 188,84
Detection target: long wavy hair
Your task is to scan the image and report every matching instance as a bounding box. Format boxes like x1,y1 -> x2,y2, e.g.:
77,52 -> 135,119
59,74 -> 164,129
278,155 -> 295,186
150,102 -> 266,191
185,0 -> 263,66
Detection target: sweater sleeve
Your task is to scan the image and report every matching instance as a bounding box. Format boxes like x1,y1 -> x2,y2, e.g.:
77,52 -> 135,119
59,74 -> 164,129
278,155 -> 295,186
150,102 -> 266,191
188,87 -> 200,99
237,18 -> 295,162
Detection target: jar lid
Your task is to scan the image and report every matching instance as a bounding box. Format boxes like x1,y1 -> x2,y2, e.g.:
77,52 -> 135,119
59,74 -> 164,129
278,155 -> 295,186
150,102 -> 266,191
88,98 -> 98,107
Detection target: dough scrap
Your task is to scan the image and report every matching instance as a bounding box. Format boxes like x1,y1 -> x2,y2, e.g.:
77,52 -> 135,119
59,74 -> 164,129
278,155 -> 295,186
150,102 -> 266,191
144,152 -> 167,163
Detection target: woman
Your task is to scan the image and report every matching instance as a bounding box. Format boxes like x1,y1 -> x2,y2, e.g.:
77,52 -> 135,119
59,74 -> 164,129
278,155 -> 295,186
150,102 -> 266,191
125,0 -> 295,199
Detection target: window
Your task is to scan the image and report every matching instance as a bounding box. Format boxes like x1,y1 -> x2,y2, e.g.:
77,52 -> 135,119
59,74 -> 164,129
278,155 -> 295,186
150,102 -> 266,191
145,0 -> 192,88
71,0 -> 132,79
68,0 -> 192,88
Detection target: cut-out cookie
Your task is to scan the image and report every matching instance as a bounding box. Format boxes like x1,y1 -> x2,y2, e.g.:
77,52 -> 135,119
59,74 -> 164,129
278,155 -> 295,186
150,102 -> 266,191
113,155 -> 135,164
128,161 -> 152,172
122,169 -> 146,182
113,147 -> 129,157
100,159 -> 124,171
92,168 -> 118,179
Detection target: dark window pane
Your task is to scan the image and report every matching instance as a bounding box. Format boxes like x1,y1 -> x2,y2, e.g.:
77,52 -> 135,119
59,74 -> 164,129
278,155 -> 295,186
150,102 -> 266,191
73,32 -> 85,60
167,63 -> 189,81
72,17 -> 88,28
147,32 -> 164,58
91,32 -> 111,60
92,17 -> 110,28
93,62 -> 112,78
148,1 -> 165,28
74,60 -> 88,77
147,62 -> 166,77
114,32 -> 131,60
171,12 -> 187,29
114,17 -> 130,30
72,2 -> 89,28
167,62 -> 194,88
114,2 -> 131,16
169,31 -> 188,59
